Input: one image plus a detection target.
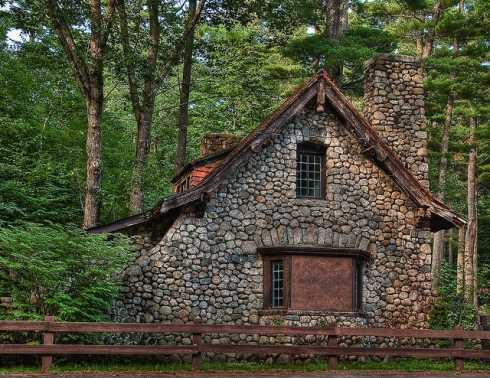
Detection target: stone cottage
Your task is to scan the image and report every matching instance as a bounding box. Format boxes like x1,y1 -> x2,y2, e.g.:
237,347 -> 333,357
90,55 -> 464,330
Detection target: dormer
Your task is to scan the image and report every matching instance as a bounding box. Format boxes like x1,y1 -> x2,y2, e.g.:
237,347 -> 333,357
171,133 -> 241,193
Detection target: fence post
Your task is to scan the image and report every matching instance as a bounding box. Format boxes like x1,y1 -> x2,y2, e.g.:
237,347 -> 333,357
327,321 -> 338,370
41,315 -> 54,372
454,325 -> 465,372
192,320 -> 202,371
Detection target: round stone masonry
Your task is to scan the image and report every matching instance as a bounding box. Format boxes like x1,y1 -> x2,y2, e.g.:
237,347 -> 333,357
363,54 -> 429,188
117,106 -> 435,335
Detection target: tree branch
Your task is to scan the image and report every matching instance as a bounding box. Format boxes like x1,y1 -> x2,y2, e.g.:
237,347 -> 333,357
157,0 -> 207,82
117,0 -> 142,119
142,0 -> 161,113
100,0 -> 117,54
45,0 -> 90,97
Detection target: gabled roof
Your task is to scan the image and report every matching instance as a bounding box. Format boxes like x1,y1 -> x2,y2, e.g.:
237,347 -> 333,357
88,71 -> 465,234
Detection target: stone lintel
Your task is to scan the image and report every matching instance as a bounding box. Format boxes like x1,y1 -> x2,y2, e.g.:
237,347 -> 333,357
258,245 -> 370,259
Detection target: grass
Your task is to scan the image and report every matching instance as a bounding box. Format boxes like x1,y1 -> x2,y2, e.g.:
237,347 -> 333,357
339,359 -> 490,371
0,358 -> 489,374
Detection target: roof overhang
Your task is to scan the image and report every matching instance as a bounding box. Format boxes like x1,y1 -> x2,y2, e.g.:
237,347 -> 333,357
86,212 -> 153,234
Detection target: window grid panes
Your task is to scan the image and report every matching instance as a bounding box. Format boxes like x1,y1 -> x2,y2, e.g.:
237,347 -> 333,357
271,260 -> 284,308
296,152 -> 322,198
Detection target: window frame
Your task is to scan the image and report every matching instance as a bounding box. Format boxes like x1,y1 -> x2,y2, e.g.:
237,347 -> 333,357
295,142 -> 326,200
261,247 -> 367,313
175,175 -> 191,193
271,260 -> 285,308
263,255 -> 291,310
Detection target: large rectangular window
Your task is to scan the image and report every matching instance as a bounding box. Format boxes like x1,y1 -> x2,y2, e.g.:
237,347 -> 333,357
296,143 -> 325,199
262,250 -> 364,313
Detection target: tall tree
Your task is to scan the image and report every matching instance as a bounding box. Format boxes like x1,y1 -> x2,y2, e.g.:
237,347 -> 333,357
421,0 -> 443,58
117,0 -> 206,213
117,0 -> 160,214
457,225 -> 465,293
465,116 -> 477,305
45,0 -> 117,228
431,95 -> 454,290
429,1 -> 454,289
323,0 -> 349,81
429,0 -> 465,291
175,0 -> 197,173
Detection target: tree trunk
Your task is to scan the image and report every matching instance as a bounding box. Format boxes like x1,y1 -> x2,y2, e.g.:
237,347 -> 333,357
324,0 -> 349,82
46,0 -> 116,228
464,116 -> 477,305
126,0 -> 160,214
416,35 -> 424,57
457,226 -> 465,294
431,95 -> 453,290
473,214 -> 478,308
82,0 -> 107,229
175,0 -> 197,173
129,111 -> 153,213
83,91 -> 103,229
421,0 -> 442,59
447,228 -> 453,266
431,233 -> 443,291
327,0 -> 343,39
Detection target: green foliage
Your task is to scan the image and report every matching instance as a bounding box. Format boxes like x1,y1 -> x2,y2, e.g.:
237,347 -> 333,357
0,0 -> 489,329
192,24 -> 303,137
283,24 -> 397,91
0,32 -> 86,225
428,264 -> 476,330
424,0 -> 490,268
0,223 -> 132,321
477,263 -> 490,308
0,117 -> 84,226
0,18 -> 135,328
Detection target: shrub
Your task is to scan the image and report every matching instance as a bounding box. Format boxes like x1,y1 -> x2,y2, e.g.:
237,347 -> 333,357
428,263 -> 476,330
0,223 -> 132,322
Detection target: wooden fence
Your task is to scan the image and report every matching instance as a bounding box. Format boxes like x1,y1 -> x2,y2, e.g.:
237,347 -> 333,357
1,317 -> 489,373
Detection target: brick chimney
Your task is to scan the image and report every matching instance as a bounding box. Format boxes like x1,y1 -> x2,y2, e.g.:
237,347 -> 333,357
199,133 -> 241,157
363,54 -> 429,188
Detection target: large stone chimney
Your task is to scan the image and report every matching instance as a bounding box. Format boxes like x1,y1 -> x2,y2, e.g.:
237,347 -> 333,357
363,54 -> 429,188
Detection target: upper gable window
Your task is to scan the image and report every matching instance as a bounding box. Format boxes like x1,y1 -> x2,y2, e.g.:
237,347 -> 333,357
296,142 -> 325,199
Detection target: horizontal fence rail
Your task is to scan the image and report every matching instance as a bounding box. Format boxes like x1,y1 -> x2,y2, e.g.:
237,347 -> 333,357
0,317 -> 489,373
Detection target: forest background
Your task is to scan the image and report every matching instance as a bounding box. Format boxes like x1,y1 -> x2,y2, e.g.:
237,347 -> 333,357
0,0 -> 489,327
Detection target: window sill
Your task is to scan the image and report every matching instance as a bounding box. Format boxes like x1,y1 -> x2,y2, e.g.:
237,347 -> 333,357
292,198 -> 328,206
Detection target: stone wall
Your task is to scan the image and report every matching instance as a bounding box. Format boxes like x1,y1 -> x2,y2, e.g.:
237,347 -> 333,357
363,54 -> 429,188
118,107 -> 434,333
